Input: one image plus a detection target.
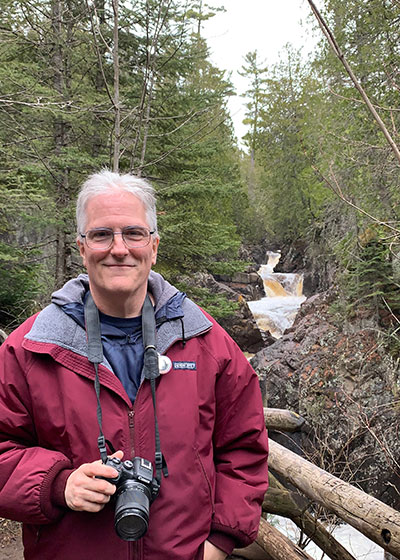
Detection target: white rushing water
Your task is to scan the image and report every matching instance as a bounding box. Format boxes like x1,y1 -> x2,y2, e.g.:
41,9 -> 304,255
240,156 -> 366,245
248,251 -> 306,338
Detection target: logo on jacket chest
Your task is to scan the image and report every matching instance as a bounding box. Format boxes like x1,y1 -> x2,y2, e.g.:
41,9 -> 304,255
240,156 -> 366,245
172,361 -> 197,371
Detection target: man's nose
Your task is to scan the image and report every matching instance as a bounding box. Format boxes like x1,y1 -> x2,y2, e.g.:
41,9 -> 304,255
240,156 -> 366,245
110,232 -> 129,255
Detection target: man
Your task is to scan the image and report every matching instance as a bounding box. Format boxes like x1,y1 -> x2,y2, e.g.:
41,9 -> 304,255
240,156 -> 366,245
0,170 -> 268,560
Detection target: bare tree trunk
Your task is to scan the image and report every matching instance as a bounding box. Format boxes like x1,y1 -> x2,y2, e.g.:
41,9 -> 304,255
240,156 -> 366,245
255,517 -> 314,560
51,0 -> 70,287
264,408 -> 305,432
137,68 -> 155,176
112,0 -> 120,172
263,475 -> 357,560
92,0 -> 107,158
132,0 -> 171,175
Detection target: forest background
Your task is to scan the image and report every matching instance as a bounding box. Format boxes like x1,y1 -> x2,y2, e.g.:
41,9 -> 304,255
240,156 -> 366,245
0,0 -> 399,352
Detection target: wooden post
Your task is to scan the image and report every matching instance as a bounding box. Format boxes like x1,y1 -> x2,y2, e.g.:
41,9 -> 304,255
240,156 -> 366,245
269,439 -> 400,557
255,517 -> 315,560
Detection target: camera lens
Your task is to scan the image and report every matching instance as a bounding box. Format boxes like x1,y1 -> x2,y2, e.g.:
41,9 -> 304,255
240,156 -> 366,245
114,481 -> 151,541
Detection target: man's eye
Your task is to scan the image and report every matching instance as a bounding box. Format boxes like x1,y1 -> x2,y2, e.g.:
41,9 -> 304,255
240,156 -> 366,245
124,228 -> 146,239
91,230 -> 111,240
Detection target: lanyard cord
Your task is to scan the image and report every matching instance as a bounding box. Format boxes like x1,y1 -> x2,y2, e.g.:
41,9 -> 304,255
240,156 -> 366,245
84,292 -> 168,486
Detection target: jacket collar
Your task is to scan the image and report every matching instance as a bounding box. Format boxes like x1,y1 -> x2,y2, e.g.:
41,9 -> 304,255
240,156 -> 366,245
25,273 -> 212,357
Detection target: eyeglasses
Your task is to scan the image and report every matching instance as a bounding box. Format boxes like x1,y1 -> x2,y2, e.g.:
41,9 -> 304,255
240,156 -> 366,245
80,226 -> 155,250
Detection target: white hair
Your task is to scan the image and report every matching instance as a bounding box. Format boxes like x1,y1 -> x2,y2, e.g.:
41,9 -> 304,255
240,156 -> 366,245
76,169 -> 158,236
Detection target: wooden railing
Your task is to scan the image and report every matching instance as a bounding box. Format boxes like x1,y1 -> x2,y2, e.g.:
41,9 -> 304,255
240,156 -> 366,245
242,408 -> 400,560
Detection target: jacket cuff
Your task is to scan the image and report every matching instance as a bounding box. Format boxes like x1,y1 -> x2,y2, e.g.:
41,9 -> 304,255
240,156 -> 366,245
51,467 -> 74,508
40,461 -> 74,519
207,531 -> 237,556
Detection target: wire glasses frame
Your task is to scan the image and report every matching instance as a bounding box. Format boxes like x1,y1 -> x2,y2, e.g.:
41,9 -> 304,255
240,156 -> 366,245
80,226 -> 155,250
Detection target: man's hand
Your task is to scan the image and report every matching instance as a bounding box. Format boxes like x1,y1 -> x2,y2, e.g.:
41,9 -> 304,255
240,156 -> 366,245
65,451 -> 124,512
203,540 -> 227,560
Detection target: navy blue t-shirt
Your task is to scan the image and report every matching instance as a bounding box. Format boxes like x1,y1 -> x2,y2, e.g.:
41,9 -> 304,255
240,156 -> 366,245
61,290 -> 185,402
98,311 -> 144,402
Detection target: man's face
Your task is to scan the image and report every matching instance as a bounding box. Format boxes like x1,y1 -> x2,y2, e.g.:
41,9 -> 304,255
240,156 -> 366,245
77,190 -> 159,316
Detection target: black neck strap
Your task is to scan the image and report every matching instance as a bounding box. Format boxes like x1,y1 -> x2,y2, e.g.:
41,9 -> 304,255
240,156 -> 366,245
84,292 -> 168,485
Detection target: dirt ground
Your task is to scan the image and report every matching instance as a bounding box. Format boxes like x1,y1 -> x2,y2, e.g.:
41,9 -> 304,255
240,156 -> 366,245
0,520 -> 23,560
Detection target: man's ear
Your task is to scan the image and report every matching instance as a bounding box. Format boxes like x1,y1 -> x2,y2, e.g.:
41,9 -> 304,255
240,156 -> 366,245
77,239 -> 87,268
151,236 -> 159,266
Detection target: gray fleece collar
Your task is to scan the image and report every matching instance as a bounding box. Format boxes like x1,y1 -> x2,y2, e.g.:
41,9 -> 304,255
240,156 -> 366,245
27,272 -> 212,358
51,271 -> 178,314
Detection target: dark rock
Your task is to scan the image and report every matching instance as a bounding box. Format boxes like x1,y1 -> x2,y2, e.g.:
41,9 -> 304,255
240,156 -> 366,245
219,299 -> 265,354
181,272 -> 239,301
178,272 -> 265,353
214,273 -> 264,301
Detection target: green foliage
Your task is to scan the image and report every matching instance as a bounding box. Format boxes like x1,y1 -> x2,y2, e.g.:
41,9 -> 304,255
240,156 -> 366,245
0,241 -> 40,327
342,228 -> 400,318
240,46 -> 333,243
156,179 -> 242,275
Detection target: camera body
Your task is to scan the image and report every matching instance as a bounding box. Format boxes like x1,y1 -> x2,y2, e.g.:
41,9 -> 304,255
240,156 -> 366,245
102,456 -> 159,541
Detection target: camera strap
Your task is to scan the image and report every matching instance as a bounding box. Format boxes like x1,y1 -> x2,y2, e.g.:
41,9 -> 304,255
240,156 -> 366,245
84,291 -> 168,488
141,295 -> 169,487
84,292 -> 108,464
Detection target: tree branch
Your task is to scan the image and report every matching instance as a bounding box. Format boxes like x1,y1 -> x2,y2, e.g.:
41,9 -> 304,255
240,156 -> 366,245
306,0 -> 400,166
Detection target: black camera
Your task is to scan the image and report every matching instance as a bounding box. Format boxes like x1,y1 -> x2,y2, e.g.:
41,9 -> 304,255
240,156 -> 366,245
101,456 -> 159,541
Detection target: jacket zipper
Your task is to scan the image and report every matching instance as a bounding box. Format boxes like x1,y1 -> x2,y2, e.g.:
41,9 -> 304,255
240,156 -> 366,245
128,409 -> 135,458
128,384 -> 146,559
128,382 -> 142,459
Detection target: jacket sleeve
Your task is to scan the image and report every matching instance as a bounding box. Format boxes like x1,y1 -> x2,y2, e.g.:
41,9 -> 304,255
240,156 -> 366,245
206,326 -> 269,552
0,330 -> 72,524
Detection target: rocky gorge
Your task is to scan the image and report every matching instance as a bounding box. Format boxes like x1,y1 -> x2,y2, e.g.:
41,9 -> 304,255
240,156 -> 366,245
204,250 -> 400,511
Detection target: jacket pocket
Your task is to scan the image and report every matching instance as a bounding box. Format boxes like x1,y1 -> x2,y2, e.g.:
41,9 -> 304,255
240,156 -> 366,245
194,448 -> 214,515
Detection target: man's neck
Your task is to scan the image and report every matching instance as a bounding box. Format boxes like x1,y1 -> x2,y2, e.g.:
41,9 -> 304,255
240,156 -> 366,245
89,287 -> 147,318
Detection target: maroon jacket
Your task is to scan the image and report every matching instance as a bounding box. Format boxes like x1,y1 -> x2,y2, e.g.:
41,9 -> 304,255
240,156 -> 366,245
0,273 -> 268,559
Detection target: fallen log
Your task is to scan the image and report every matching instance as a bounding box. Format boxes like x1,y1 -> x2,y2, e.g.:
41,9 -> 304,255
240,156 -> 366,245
263,484 -> 356,560
269,439 -> 400,558
256,517 -> 314,560
264,408 -> 305,432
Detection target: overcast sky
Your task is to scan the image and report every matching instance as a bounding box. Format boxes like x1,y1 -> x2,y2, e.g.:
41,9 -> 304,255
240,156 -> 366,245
202,0 -> 320,141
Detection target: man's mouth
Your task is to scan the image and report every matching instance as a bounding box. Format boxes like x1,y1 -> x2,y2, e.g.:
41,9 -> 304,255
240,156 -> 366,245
105,263 -> 136,268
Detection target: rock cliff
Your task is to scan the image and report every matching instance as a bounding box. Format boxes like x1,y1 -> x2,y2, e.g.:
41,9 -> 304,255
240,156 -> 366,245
251,290 -> 400,509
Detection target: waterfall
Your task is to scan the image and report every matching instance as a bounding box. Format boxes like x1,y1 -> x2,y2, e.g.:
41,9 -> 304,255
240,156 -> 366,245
248,251 -> 306,339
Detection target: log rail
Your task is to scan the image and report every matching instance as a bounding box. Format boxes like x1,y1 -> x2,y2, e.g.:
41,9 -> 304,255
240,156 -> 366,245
250,408 -> 400,560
